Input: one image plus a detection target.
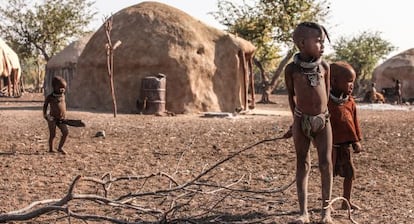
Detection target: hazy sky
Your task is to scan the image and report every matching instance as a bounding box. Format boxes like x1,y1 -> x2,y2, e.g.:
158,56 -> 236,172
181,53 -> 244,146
92,0 -> 413,59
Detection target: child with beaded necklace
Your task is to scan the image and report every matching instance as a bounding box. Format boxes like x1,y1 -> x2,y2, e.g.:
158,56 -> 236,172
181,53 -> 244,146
43,76 -> 69,154
284,22 -> 333,224
328,62 -> 363,211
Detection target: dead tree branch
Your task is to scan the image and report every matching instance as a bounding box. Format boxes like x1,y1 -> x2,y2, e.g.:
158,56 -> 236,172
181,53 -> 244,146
325,196 -> 359,224
0,136 -> 296,223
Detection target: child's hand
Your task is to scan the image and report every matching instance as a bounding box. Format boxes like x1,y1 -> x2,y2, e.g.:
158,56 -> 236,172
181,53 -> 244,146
352,142 -> 362,153
44,115 -> 54,122
283,125 -> 293,138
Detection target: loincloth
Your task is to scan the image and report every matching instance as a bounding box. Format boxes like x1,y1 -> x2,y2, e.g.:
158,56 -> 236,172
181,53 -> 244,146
295,108 -> 330,139
333,144 -> 356,179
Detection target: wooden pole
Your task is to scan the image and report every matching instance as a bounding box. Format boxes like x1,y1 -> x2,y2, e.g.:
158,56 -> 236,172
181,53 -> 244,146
104,16 -> 121,117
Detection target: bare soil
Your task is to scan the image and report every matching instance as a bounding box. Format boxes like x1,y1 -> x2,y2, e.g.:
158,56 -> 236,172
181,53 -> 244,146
0,93 -> 413,223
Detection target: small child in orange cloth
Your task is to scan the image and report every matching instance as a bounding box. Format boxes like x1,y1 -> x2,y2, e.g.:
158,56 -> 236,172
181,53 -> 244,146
328,62 -> 363,210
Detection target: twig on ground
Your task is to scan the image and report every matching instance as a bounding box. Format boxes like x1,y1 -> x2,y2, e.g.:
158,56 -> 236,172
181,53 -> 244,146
0,135 -> 292,223
325,196 -> 359,224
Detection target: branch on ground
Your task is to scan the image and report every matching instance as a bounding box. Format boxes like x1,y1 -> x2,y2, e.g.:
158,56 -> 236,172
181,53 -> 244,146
1,136 -> 300,223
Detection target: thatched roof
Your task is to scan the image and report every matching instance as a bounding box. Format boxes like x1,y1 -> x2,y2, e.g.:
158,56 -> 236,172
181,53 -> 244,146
67,1 -> 255,114
44,33 -> 93,95
47,33 -> 93,69
0,38 -> 20,76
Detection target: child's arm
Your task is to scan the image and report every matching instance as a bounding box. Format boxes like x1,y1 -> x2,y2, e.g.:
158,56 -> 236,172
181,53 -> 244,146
284,63 -> 296,115
322,61 -> 330,99
352,100 -> 362,142
352,100 -> 363,153
43,96 -> 50,120
283,63 -> 295,138
352,142 -> 362,153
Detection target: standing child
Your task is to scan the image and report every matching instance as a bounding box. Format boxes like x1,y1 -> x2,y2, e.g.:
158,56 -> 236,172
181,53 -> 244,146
395,79 -> 402,104
328,62 -> 362,210
285,22 -> 333,224
370,82 -> 377,103
43,76 -> 69,154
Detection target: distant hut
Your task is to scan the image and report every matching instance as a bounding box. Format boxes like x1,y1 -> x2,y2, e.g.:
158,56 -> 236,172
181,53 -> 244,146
44,33 -> 93,95
67,1 -> 255,114
372,48 -> 414,101
0,38 -> 22,96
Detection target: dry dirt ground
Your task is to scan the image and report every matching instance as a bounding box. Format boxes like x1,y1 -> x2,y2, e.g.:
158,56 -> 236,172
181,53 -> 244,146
0,93 -> 413,224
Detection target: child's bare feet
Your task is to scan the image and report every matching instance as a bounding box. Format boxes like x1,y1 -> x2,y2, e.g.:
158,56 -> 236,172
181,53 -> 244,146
49,149 -> 55,153
321,209 -> 334,224
290,214 -> 310,224
341,202 -> 361,210
321,215 -> 334,224
57,148 -> 67,155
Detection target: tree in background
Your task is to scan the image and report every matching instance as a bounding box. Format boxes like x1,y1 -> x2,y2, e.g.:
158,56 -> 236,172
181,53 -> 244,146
212,0 -> 330,103
331,31 -> 395,96
212,0 -> 281,97
0,0 -> 96,88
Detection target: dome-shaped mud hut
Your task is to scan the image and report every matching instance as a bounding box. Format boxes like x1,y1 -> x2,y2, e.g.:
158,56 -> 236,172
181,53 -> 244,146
373,48 -> 414,101
67,1 -> 255,114
45,33 -> 93,95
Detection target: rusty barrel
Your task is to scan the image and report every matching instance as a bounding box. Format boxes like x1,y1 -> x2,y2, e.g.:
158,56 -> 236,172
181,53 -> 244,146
141,74 -> 166,114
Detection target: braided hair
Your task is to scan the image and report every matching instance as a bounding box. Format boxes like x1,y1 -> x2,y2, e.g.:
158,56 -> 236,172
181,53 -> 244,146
293,22 -> 330,47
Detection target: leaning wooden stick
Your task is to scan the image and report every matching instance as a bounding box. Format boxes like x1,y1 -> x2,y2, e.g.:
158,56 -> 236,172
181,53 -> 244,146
104,16 -> 122,118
